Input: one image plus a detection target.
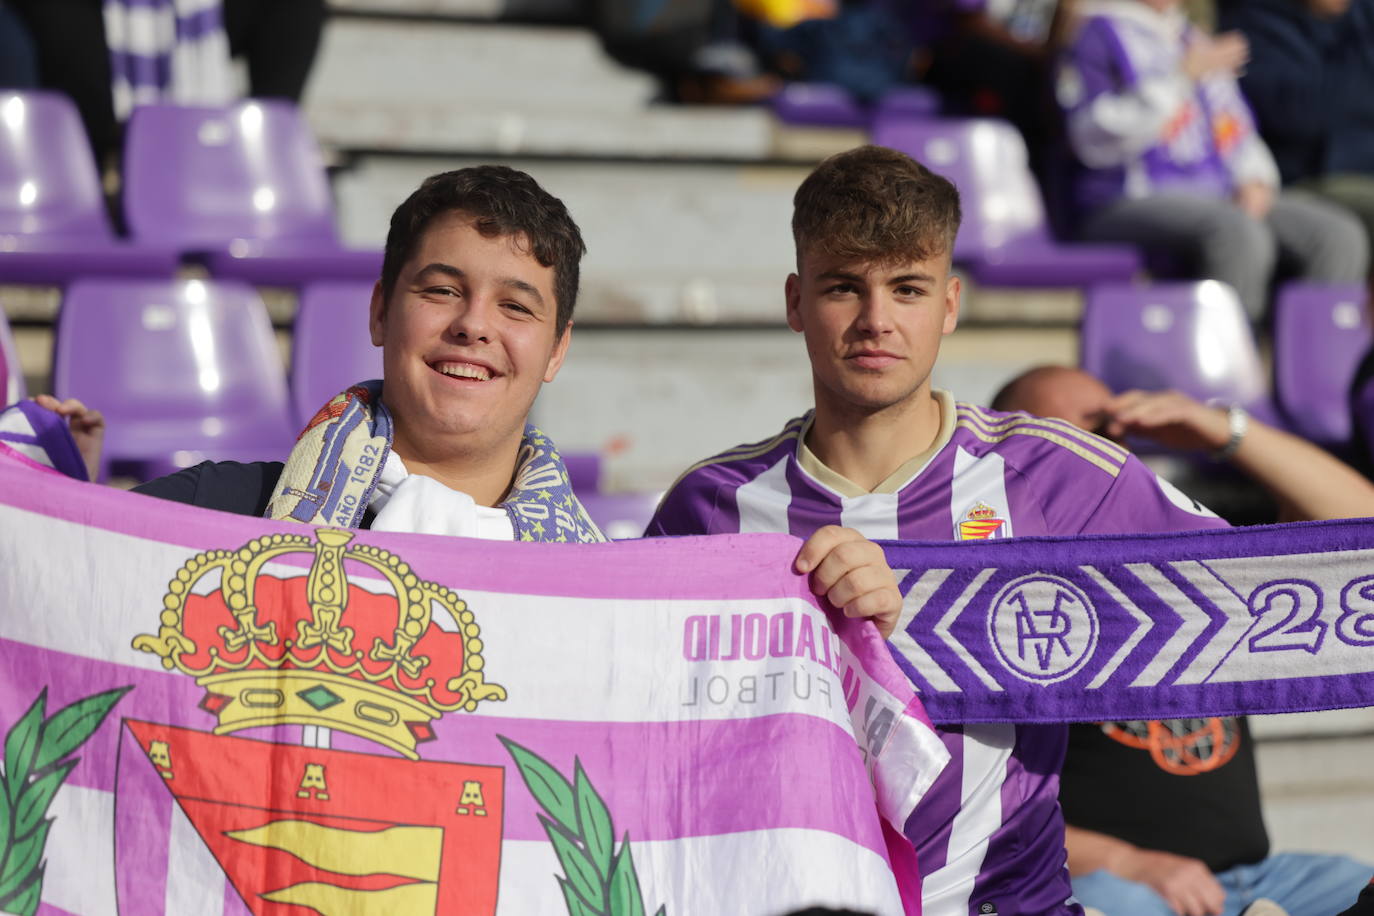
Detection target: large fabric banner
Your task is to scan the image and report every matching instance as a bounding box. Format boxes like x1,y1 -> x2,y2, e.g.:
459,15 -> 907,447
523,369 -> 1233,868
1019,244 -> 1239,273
0,453 -> 945,916
884,525 -> 1374,723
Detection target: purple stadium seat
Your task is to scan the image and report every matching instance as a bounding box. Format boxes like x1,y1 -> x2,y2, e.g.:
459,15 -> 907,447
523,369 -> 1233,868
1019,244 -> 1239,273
1,303 -> 23,404
1081,281 -> 1279,424
872,116 -> 1140,287
53,277 -> 296,480
122,101 -> 381,286
290,279 -> 383,426
772,83 -> 939,128
578,491 -> 662,539
1273,282 -> 1371,446
0,91 -> 179,284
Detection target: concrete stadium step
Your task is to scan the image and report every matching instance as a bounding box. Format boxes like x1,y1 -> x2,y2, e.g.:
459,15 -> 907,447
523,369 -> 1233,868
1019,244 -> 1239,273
334,156 -> 1081,325
533,326 -> 1075,490
1256,730 -> 1374,862
334,156 -> 808,323
329,0 -> 506,18
303,17 -> 788,160
329,0 -> 581,21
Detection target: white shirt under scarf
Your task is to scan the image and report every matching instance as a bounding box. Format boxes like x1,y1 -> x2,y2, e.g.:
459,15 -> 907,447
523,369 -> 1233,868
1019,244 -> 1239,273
367,451 -> 516,541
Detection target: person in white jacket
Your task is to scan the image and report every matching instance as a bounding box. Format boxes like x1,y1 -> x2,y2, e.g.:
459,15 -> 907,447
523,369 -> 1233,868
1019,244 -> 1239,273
1056,0 -> 1368,319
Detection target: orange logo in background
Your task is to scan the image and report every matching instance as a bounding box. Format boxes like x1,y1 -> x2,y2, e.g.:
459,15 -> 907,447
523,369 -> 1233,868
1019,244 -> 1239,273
1102,718 -> 1242,775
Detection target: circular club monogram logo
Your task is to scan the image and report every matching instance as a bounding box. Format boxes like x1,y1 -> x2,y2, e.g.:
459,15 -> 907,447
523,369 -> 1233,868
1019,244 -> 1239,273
987,574 -> 1098,684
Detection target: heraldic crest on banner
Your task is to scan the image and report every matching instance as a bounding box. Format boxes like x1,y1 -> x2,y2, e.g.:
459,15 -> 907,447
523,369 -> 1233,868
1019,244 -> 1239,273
132,527 -> 507,758
96,524 -> 670,916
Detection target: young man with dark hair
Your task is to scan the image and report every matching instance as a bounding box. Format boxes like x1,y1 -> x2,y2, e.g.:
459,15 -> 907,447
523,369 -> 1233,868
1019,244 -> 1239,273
647,145 -> 1231,915
129,164 -> 901,619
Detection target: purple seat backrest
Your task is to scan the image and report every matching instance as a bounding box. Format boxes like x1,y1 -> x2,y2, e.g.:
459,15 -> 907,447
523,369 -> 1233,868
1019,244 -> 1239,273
577,492 -> 662,540
774,83 -> 941,128
1081,281 -> 1267,409
54,277 -> 291,437
1273,282 -> 1371,444
1,304 -> 23,404
123,101 -> 339,249
872,116 -> 1050,259
290,280 -> 384,426
773,83 -> 869,127
0,91 -> 111,240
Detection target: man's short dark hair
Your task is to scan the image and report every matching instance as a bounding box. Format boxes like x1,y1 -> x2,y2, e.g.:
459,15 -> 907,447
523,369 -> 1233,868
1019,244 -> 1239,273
380,165 -> 586,336
792,145 -> 962,267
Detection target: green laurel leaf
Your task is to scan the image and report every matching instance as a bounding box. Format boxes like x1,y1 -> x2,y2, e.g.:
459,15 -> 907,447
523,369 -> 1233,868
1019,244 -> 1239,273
0,819 -> 50,899
607,836 -> 646,916
574,758 -> 614,880
3,692 -> 46,802
33,686 -> 132,774
0,778 -> 12,874
541,816 -> 606,912
499,736 -> 577,831
0,864 -> 42,916
14,760 -> 76,839
558,877 -> 599,916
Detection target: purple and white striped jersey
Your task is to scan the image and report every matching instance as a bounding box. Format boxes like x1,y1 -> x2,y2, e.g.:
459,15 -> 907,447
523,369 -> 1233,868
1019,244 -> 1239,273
647,392 -> 1229,916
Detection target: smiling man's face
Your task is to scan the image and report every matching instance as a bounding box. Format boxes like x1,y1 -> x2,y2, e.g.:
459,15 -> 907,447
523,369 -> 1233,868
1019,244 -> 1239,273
785,249 -> 960,417
369,209 -> 569,463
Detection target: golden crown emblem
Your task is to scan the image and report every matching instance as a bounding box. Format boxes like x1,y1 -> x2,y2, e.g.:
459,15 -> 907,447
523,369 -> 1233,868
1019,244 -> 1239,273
966,502 -> 998,520
133,528 -> 505,758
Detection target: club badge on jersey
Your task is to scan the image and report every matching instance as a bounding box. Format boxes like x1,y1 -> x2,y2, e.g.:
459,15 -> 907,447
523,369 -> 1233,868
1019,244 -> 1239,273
957,501 -> 1010,540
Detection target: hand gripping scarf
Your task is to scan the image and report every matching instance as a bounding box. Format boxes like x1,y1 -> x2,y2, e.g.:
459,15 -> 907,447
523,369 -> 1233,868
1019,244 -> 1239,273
264,382 -> 605,544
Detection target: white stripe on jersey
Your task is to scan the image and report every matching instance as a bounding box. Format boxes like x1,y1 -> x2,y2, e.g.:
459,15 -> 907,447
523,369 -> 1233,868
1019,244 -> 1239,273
839,492 -> 900,540
922,723 -> 1016,916
952,446 -> 1014,538
735,455 -> 793,533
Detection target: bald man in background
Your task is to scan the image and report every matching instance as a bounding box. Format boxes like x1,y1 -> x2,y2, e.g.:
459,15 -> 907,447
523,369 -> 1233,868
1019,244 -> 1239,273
993,365 -> 1374,916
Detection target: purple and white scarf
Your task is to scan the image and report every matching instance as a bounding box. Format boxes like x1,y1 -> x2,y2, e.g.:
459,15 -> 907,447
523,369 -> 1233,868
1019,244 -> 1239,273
883,522 -> 1374,723
103,0 -> 234,121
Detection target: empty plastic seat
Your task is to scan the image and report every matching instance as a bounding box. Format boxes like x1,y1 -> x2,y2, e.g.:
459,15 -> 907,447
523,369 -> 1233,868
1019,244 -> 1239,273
1081,281 -> 1278,424
873,116 -> 1140,287
772,83 -> 940,128
578,491 -> 662,540
122,101 -> 381,286
290,279 -> 383,425
53,277 -> 296,480
0,91 -> 179,284
1273,282 -> 1372,446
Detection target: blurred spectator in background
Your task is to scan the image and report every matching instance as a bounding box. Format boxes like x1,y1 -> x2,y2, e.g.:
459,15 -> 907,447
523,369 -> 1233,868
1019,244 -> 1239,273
995,365 -> 1374,916
1057,0 -> 1368,320
594,0 -> 781,103
9,0 -> 325,164
1219,0 -> 1374,259
0,0 -> 38,88
912,0 -> 1073,179
754,0 -> 913,103
993,365 -> 1374,521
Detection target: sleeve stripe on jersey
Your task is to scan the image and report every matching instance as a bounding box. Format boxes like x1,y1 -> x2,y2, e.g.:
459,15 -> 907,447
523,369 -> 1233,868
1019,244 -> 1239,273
957,404 -> 1131,464
957,419 -> 1125,477
663,417 -> 806,490
957,406 -> 1131,466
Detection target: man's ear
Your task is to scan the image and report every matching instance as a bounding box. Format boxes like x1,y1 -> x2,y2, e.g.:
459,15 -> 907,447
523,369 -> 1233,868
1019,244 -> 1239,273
942,272 -> 961,336
543,322 -> 573,383
368,280 -> 387,347
785,273 -> 804,333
